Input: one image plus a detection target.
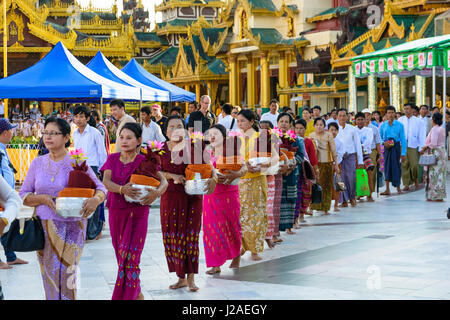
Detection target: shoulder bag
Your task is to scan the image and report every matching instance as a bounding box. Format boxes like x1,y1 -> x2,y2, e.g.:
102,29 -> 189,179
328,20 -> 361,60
3,209 -> 45,252
418,150 -> 436,166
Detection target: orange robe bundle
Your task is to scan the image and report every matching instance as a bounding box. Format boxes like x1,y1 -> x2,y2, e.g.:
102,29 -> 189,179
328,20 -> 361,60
216,155 -> 243,174
58,161 -> 96,198
185,164 -> 213,180
131,147 -> 162,188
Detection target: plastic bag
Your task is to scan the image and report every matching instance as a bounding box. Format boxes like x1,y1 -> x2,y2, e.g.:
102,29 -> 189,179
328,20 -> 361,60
356,168 -> 370,197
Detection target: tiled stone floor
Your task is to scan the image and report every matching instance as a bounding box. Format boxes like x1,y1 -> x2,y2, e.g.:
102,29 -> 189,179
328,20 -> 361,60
1,180 -> 449,300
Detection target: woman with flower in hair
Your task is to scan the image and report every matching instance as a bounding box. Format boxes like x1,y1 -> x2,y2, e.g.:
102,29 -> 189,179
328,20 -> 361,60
19,117 -> 107,300
237,109 -> 269,261
101,123 -> 168,300
160,116 -> 217,291
203,124 -> 247,274
277,113 -> 304,235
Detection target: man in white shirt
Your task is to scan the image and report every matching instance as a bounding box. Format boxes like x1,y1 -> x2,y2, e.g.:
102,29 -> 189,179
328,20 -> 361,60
336,108 -> 363,207
362,108 -> 382,196
110,99 -> 136,152
73,105 -> 108,171
0,174 -> 22,299
73,105 -> 108,240
259,99 -> 280,127
0,101 -> 4,118
398,103 -> 426,191
418,105 -> 432,136
325,108 -> 338,129
140,106 -> 166,146
355,112 -> 375,202
312,105 -> 321,119
218,103 -> 238,132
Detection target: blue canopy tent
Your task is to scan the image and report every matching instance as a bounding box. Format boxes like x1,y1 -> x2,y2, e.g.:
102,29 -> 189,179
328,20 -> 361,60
0,42 -> 141,114
87,51 -> 170,103
121,58 -> 196,102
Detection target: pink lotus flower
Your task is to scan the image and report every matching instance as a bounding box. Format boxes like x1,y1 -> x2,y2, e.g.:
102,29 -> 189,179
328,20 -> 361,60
148,140 -> 165,155
270,127 -> 283,138
190,131 -> 204,143
69,148 -> 87,166
228,131 -> 243,137
285,130 -> 297,141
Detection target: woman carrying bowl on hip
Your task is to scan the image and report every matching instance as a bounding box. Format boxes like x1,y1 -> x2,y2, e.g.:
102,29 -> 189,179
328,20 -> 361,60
159,115 -> 216,292
101,122 -> 168,300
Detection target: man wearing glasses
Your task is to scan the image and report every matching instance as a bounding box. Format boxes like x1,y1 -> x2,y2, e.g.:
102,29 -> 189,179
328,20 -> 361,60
188,95 -> 216,134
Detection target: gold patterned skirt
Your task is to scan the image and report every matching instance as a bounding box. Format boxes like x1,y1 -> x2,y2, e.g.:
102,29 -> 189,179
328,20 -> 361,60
239,175 -> 268,254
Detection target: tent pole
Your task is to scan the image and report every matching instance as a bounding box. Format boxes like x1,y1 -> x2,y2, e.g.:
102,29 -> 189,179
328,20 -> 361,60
100,98 -> 103,117
432,66 -> 436,107
389,73 -> 393,106
443,66 -> 447,112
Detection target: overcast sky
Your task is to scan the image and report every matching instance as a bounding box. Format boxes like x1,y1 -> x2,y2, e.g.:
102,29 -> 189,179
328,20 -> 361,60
77,0 -> 164,28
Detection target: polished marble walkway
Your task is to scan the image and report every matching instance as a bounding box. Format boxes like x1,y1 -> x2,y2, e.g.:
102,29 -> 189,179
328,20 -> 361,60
1,180 -> 450,300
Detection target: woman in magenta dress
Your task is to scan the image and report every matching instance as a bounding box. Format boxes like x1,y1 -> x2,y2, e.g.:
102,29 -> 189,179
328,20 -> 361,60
203,124 -> 247,274
160,116 -> 217,291
101,123 -> 168,300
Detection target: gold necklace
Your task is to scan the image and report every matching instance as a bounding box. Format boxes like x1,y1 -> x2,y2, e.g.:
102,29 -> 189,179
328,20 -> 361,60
48,154 -> 66,183
120,152 -> 138,164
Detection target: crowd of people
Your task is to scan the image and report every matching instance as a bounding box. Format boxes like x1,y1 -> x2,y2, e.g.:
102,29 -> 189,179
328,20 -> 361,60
0,94 -> 448,300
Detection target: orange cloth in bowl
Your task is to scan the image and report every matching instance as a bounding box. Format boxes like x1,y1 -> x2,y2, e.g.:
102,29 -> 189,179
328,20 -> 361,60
249,151 -> 271,159
216,156 -> 243,174
279,154 -> 286,161
281,148 -> 295,160
185,164 -> 213,180
130,174 -> 160,187
58,188 -> 95,198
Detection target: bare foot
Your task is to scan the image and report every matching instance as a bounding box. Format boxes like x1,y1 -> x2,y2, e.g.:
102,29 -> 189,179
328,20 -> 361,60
240,248 -> 246,256
169,278 -> 187,290
251,253 -> 262,261
340,202 -> 348,207
293,223 -> 301,229
187,275 -> 199,292
0,262 -> 12,269
206,267 -> 221,275
323,211 -> 330,215
265,239 -> 275,248
334,207 -> 340,212
286,229 -> 296,235
304,211 -> 313,215
350,199 -> 356,207
380,191 -> 391,196
273,238 -> 283,243
137,292 -> 144,300
7,258 -> 28,265
229,256 -> 240,269
402,186 -> 410,192
95,231 -> 103,240
367,197 -> 375,202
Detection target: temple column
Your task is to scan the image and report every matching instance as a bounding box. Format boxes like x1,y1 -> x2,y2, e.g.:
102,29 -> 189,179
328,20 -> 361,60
184,85 -> 190,114
229,55 -> 238,106
400,77 -> 407,110
415,75 -> 424,106
279,51 -> 289,107
195,83 -> 201,102
246,54 -> 256,109
368,74 -> 377,112
260,52 -> 270,110
392,74 -> 401,111
348,65 -> 357,113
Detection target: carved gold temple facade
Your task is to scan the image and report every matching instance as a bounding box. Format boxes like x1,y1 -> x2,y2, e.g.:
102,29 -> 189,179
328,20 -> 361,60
1,0 -> 449,115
